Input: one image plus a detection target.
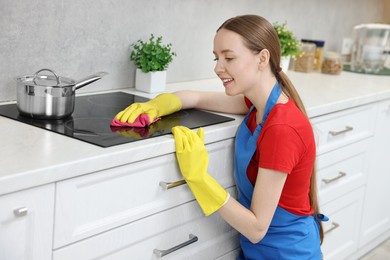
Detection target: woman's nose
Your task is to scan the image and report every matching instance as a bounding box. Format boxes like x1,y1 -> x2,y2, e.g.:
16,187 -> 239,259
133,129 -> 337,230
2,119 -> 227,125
214,60 -> 225,75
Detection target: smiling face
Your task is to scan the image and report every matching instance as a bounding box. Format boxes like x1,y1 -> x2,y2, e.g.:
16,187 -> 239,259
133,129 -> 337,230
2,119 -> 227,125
213,28 -> 262,96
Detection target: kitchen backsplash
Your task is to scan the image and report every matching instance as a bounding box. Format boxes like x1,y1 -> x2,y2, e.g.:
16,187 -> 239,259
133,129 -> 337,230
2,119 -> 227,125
0,0 -> 388,102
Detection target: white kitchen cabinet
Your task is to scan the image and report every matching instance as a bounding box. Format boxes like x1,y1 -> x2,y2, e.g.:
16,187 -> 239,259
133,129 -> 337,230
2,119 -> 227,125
0,184 -> 55,260
360,99 -> 390,247
311,103 -> 375,259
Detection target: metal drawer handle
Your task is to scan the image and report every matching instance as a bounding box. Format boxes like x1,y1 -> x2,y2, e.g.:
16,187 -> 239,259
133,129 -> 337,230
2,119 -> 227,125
159,179 -> 187,190
324,222 -> 340,234
322,172 -> 347,184
328,126 -> 353,136
153,234 -> 198,257
13,207 -> 28,217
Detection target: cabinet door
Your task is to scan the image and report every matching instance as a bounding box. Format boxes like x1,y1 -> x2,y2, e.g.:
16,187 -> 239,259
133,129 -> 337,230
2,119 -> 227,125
360,100 -> 390,245
321,187 -> 364,260
0,184 -> 55,260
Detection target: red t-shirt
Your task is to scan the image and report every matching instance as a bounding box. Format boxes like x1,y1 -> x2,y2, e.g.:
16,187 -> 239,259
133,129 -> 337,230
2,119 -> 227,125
244,97 -> 315,216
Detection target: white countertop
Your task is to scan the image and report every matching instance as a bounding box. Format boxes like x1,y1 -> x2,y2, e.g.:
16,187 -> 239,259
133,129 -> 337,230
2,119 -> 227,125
1,71 -> 389,196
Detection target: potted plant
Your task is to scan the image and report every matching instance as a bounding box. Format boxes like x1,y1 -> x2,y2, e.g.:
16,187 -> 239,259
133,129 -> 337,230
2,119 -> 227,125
130,34 -> 176,93
273,21 -> 301,71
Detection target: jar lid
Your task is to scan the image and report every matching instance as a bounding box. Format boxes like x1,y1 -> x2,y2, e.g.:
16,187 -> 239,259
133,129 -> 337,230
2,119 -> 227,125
324,51 -> 340,59
301,39 -> 325,48
300,42 -> 316,51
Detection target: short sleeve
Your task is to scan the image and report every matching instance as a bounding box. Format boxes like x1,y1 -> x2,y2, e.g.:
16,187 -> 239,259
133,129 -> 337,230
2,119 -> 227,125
258,124 -> 305,174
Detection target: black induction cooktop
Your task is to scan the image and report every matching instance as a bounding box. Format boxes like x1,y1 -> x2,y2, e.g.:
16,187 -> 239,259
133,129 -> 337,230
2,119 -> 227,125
0,92 -> 235,147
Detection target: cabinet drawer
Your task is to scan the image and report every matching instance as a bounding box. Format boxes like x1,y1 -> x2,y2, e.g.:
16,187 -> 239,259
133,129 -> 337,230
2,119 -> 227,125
54,139 -> 235,248
53,188 -> 240,260
311,104 -> 375,155
317,139 -> 371,205
321,187 -> 364,260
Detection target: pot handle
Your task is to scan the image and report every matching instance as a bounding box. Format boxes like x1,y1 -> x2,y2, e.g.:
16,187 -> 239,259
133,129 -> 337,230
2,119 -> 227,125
74,72 -> 108,90
33,68 -> 60,86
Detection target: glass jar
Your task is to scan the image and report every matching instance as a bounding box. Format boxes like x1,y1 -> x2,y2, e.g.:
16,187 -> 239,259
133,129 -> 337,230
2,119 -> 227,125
302,39 -> 325,70
294,43 -> 316,73
321,52 -> 342,75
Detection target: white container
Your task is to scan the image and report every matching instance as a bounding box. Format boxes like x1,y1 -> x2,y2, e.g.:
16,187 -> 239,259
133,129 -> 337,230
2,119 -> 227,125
350,23 -> 390,73
135,69 -> 166,93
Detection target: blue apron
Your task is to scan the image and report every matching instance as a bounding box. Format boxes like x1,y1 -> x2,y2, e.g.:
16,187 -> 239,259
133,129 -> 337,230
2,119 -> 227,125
234,82 -> 323,259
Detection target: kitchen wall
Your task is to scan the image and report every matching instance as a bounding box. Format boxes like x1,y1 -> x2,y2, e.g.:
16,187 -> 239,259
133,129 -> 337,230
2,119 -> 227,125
0,0 -> 387,102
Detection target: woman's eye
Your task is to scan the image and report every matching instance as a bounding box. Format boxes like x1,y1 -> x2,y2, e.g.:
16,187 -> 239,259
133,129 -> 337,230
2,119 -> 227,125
213,57 -> 234,62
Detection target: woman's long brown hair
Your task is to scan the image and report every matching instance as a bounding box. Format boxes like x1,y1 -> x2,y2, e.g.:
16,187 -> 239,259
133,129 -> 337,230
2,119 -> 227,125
218,15 -> 324,244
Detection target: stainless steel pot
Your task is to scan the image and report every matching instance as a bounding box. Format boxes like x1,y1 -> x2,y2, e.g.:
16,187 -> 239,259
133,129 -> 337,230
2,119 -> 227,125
16,68 -> 107,119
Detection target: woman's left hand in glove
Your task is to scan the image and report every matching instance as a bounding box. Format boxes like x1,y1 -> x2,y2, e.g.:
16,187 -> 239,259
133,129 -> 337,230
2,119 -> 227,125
172,126 -> 229,216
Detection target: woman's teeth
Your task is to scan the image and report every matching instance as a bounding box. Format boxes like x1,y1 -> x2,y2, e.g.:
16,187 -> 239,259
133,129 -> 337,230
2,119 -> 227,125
222,79 -> 233,83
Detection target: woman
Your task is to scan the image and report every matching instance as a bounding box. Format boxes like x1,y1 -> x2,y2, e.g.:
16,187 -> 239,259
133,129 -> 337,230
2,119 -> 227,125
113,15 -> 326,259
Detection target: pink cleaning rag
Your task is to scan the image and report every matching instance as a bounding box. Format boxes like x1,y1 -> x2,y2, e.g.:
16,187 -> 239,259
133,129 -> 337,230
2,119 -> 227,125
110,114 -> 160,128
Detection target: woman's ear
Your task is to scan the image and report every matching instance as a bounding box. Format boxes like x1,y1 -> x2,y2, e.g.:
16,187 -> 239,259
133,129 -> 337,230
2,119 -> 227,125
258,49 -> 270,70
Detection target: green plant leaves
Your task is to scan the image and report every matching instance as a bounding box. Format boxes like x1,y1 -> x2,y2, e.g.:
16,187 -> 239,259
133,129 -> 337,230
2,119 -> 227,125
273,22 -> 301,58
130,34 -> 176,73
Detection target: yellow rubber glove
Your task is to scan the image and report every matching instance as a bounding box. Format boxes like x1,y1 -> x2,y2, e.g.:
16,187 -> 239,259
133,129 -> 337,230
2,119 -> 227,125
172,126 -> 229,216
114,93 -> 182,125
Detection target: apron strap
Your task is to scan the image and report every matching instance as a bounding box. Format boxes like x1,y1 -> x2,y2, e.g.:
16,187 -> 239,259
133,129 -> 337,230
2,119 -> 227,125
261,81 -> 282,126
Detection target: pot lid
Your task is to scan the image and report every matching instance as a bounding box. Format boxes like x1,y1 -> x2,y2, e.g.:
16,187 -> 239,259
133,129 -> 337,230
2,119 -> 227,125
17,68 -> 75,88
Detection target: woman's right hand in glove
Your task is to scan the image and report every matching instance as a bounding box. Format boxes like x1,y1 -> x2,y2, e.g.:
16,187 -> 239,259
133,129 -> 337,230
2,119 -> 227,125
111,93 -> 182,127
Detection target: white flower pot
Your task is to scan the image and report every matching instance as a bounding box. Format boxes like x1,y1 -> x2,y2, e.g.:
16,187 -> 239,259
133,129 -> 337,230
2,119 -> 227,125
135,69 -> 166,93
280,56 -> 291,72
